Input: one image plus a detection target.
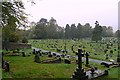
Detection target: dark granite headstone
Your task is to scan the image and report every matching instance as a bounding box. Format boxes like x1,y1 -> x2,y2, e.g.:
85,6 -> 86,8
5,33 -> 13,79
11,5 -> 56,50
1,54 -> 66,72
64,59 -> 71,64
22,51 -> 25,57
4,62 -> 10,72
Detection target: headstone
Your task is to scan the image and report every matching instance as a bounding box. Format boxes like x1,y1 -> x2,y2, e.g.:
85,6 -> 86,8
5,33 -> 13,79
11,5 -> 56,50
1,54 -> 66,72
39,53 -> 42,56
72,49 -> 87,79
104,70 -> 109,75
101,62 -> 110,68
4,61 -> 10,72
71,45 -> 74,51
64,59 -> 71,64
90,68 -> 95,74
2,52 -> 4,69
53,53 -> 56,56
109,50 -> 113,57
105,54 -> 108,59
34,54 -> 40,63
85,52 -> 89,66
22,51 -> 25,57
56,55 -> 60,57
33,49 -> 36,54
61,54 -> 65,58
48,52 -> 52,57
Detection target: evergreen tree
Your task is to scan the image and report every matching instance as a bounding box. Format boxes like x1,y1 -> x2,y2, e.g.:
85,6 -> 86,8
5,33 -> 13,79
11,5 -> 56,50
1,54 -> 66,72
92,21 -> 103,42
65,24 -> 71,39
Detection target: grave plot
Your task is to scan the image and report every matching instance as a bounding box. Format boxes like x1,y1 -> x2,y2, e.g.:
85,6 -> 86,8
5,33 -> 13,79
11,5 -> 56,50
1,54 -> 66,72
32,48 -> 77,64
71,49 -> 109,80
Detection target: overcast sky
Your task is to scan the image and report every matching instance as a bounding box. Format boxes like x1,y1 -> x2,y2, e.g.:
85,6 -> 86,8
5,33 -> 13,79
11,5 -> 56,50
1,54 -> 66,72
23,0 -> 119,31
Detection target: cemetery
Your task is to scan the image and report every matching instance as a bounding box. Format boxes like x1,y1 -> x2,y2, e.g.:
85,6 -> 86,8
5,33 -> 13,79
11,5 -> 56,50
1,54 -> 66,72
1,38 -> 120,79
1,1 -> 120,80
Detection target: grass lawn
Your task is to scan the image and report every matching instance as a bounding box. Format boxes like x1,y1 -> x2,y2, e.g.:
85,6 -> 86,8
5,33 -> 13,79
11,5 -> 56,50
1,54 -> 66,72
2,52 -> 119,79
2,54 -> 77,78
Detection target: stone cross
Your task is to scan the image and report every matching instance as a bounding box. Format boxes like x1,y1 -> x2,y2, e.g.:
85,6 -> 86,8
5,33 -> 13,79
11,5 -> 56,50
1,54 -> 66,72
85,52 -> 89,66
72,48 -> 87,79
78,48 -> 83,72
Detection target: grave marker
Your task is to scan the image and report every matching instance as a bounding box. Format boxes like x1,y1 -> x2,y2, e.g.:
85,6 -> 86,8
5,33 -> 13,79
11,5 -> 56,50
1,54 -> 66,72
72,49 -> 87,79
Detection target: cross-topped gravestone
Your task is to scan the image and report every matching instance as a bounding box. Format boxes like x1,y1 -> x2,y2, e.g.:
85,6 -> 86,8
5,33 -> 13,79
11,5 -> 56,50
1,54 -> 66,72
72,49 -> 88,79
85,52 -> 89,67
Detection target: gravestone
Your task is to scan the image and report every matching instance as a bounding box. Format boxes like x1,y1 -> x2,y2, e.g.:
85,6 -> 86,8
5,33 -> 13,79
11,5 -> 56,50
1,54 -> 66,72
105,54 -> 108,59
61,54 -> 65,58
101,62 -> 110,68
71,45 -> 74,51
48,52 -> 52,57
90,68 -> 95,75
104,49 -> 108,54
56,48 -> 61,52
72,49 -> 88,79
64,59 -> 71,64
39,53 -> 42,56
34,52 -> 40,63
2,52 -> 4,69
33,49 -> 36,54
85,52 -> 89,67
4,61 -> 10,72
22,51 -> 25,57
53,53 -> 56,56
56,55 -> 60,57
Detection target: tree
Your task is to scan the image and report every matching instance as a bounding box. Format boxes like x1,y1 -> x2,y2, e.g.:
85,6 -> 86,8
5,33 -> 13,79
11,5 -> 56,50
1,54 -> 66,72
1,2 -> 27,28
115,30 -> 120,38
76,23 -> 83,39
101,26 -> 108,37
106,26 -> 114,37
65,24 -> 71,39
33,18 -> 48,39
55,26 -> 64,39
92,21 -> 103,42
70,24 -> 77,38
46,17 -> 57,38
82,23 -> 92,38
1,1 -> 28,44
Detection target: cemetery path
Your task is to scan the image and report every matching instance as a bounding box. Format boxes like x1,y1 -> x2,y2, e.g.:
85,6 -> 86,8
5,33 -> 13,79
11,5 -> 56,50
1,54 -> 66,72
32,47 -> 112,64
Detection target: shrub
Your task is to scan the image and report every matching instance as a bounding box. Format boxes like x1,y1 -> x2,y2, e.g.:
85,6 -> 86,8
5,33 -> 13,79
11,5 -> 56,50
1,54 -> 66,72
22,37 -> 28,43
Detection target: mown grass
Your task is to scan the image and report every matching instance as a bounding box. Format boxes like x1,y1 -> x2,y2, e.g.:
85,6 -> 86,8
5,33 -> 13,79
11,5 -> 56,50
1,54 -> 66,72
2,54 -> 77,78
2,52 -> 119,79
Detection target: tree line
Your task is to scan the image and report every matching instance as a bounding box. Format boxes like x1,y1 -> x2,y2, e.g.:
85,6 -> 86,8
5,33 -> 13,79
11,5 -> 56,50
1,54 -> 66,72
25,17 -> 117,40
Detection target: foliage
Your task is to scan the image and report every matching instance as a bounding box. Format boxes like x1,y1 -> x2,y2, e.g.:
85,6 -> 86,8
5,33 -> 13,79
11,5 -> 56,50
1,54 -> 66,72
1,2 -> 27,28
2,26 -> 21,43
30,17 -> 64,39
65,24 -> 71,39
115,30 -> 120,38
1,1 -> 28,43
92,21 -> 103,42
22,37 -> 28,43
102,26 -> 114,37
